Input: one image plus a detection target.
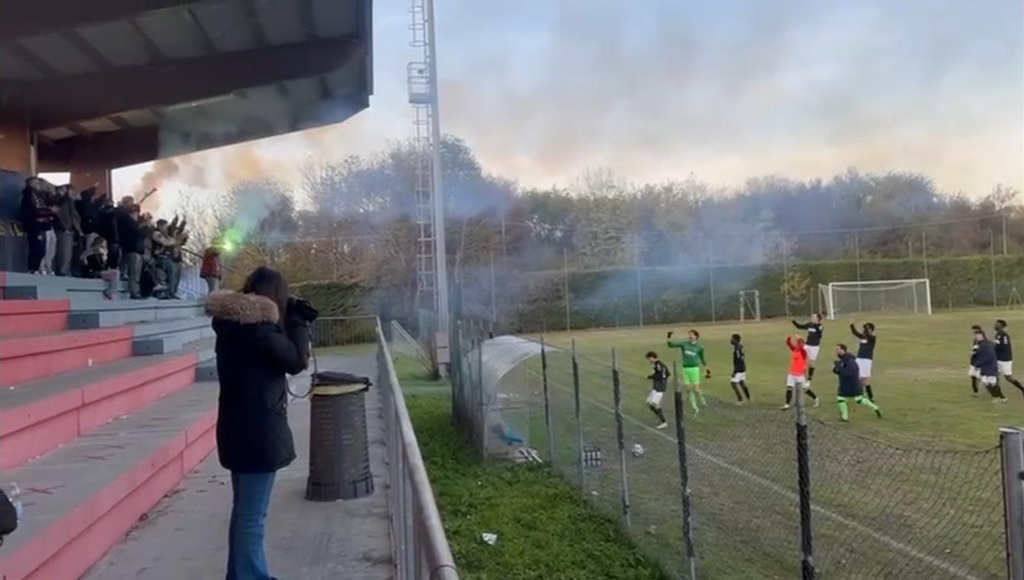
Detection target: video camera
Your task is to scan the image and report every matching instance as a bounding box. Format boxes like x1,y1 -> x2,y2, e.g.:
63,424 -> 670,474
288,296 -> 319,323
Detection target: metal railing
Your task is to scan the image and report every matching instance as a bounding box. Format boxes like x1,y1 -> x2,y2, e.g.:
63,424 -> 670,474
375,318 -> 459,580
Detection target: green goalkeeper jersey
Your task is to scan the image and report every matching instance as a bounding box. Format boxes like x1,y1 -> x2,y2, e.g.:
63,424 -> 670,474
668,338 -> 706,368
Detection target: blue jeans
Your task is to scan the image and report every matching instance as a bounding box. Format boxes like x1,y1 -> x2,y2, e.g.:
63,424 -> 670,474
227,471 -> 276,580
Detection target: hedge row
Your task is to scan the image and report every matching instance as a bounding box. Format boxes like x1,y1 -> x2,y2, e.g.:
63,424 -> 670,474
296,255 -> 1024,335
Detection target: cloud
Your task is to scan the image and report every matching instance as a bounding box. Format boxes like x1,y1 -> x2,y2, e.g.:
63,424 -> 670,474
432,0 -> 1024,195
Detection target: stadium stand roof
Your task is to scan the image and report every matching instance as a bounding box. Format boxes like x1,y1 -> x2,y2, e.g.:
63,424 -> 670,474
0,0 -> 373,172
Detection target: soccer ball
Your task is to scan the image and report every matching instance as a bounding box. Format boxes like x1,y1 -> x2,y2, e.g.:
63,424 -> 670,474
632,443 -> 645,457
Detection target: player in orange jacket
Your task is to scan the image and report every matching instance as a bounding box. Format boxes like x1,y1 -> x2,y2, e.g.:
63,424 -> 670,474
781,335 -> 820,410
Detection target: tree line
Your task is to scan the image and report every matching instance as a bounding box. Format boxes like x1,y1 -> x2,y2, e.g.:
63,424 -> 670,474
177,135 -> 1023,321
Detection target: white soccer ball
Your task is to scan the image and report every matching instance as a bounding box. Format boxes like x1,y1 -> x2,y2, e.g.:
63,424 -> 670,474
632,443 -> 645,457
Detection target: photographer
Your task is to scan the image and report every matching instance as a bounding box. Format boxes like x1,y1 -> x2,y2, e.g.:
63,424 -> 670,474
203,266 -> 311,580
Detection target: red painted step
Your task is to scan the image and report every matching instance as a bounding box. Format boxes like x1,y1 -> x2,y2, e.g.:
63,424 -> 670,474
0,327 -> 134,387
0,352 -> 202,470
0,384 -> 218,580
0,299 -> 71,336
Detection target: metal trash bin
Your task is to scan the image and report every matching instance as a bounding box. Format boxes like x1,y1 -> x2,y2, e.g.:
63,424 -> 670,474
305,371 -> 374,502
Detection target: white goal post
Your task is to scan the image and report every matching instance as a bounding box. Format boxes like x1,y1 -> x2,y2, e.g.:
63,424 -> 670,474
819,279 -> 932,320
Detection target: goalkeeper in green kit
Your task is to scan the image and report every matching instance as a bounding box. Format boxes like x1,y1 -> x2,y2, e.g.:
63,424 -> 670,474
667,329 -> 711,414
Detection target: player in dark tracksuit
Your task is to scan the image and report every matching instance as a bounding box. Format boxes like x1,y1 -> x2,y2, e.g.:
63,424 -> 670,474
973,328 -> 1006,403
729,334 -> 751,404
792,314 -> 824,386
995,319 -> 1024,398
833,343 -> 881,421
969,324 -> 983,395
645,351 -> 671,429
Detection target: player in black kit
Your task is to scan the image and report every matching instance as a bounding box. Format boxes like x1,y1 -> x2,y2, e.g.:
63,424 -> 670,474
850,321 -> 877,401
792,314 -> 824,387
994,319 -> 1024,398
729,334 -> 751,404
645,351 -> 671,428
969,324 -> 983,395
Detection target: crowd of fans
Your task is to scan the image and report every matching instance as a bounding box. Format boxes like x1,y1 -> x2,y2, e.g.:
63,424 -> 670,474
18,176 -> 205,300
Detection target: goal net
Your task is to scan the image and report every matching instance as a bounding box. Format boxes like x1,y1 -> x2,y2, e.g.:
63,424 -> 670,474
819,279 -> 932,320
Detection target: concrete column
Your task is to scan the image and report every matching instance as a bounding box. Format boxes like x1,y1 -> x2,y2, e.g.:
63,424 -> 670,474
0,117 -> 33,174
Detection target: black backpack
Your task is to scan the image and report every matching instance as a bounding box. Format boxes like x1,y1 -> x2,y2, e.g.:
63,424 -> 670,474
0,488 -> 19,545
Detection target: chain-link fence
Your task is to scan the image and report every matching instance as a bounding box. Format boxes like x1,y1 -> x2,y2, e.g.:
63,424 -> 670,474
513,342 -> 1019,580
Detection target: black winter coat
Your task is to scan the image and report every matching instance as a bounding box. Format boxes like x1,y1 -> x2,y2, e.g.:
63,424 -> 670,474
206,291 -> 310,473
833,353 -> 862,397
115,208 -> 144,254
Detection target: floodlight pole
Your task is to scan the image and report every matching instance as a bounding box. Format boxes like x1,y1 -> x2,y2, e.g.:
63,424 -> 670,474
425,0 -> 449,334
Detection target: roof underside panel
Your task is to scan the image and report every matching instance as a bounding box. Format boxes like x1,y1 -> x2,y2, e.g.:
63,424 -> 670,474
18,33 -> 100,75
134,10 -> 208,59
192,0 -> 260,53
75,21 -> 155,67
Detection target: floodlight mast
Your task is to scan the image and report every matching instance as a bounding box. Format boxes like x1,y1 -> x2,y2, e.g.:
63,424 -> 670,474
408,0 -> 449,335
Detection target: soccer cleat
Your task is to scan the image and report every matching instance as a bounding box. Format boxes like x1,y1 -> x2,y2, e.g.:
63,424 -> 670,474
874,409 -> 883,418
993,398 -> 1008,404
779,404 -> 791,410
656,422 -> 668,430
813,398 -> 821,408
734,400 -> 745,406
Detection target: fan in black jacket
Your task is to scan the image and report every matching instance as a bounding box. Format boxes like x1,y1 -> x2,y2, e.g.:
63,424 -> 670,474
204,266 -> 310,580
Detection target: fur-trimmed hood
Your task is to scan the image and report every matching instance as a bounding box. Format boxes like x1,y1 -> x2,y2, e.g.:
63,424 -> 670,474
205,291 -> 280,324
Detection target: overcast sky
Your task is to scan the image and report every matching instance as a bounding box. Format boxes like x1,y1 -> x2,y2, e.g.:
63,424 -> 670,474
116,0 -> 1024,209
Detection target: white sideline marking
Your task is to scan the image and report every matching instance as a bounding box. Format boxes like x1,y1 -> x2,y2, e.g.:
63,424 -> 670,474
542,378 -> 982,580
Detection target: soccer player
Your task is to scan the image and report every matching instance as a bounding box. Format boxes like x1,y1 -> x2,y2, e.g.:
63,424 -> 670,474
849,321 -> 877,401
729,334 -> 751,404
792,313 -> 824,386
833,343 -> 881,421
781,335 -> 819,409
667,329 -> 710,415
974,327 -> 1006,403
994,319 -> 1024,397
645,351 -> 671,429
969,324 -> 983,395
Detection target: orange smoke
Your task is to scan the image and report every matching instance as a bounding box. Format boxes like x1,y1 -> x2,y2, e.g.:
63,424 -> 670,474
135,159 -> 180,211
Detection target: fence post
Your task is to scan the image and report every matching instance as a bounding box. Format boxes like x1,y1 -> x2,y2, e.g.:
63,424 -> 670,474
673,363 -> 697,580
476,334 -> 486,456
1001,428 -> 1024,580
611,348 -> 632,529
540,337 -> 556,465
563,248 -> 572,332
795,386 -> 816,580
572,340 -> 585,489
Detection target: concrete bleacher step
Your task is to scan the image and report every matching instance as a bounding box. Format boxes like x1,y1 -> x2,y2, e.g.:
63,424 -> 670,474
0,338 -> 215,471
0,299 -> 70,336
131,317 -> 215,356
0,327 -> 135,388
67,298 -> 204,329
0,382 -> 219,580
0,272 -> 127,300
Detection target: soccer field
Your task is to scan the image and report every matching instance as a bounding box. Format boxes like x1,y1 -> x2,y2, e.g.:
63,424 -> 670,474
517,308 -> 1021,580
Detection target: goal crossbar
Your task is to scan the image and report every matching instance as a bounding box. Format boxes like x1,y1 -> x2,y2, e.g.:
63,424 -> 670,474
820,278 -> 932,320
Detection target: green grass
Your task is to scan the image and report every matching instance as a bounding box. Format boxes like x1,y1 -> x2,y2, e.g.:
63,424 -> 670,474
510,308 -> 1021,579
313,343 -> 377,357
401,367 -> 668,580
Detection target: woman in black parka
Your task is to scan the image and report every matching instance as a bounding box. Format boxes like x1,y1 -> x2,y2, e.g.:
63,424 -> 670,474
204,266 -> 309,580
